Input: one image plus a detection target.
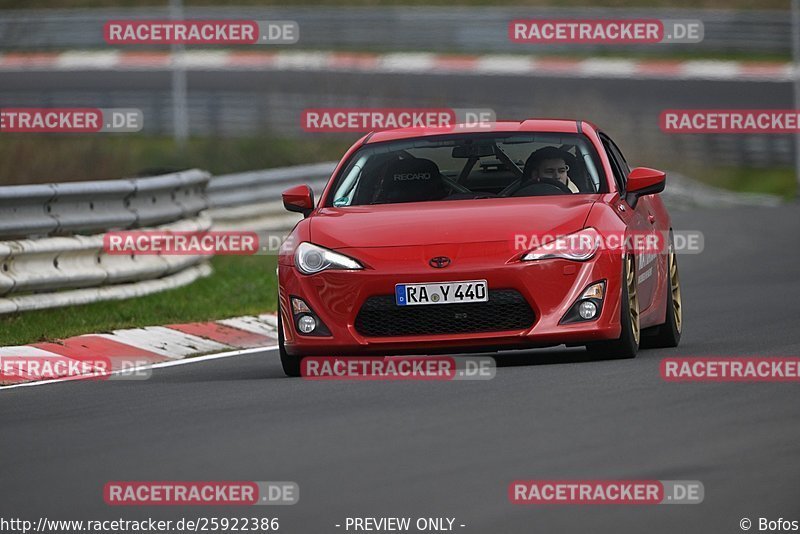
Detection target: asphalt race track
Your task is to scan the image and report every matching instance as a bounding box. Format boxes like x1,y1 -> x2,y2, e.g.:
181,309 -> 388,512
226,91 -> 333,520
2,203 -> 799,533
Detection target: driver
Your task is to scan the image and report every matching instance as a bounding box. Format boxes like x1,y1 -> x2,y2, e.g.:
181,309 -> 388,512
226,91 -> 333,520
522,146 -> 580,193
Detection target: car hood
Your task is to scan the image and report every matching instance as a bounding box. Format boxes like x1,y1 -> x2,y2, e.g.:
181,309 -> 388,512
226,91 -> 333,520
310,196 -> 599,249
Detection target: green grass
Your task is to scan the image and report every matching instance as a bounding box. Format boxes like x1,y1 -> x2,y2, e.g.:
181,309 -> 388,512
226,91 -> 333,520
0,135 -> 351,186
0,254 -> 278,346
691,166 -> 797,200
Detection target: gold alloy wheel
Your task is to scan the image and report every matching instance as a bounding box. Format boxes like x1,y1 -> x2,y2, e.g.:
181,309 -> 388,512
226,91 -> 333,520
669,248 -> 682,333
627,255 -> 640,345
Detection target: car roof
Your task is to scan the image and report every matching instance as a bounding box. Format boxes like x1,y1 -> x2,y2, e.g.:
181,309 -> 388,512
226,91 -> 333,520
364,119 -> 598,144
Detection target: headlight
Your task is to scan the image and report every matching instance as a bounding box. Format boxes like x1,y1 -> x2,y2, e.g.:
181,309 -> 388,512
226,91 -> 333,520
522,228 -> 601,262
295,242 -> 363,274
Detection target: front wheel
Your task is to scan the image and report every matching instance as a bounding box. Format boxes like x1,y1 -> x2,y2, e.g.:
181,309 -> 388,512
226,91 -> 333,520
278,308 -> 302,377
586,254 -> 640,359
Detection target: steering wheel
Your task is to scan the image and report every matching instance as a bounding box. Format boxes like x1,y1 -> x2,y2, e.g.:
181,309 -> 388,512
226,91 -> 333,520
510,178 -> 572,197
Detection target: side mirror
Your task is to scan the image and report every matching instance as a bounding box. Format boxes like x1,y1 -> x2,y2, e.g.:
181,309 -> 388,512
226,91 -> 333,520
282,185 -> 315,217
625,167 -> 666,208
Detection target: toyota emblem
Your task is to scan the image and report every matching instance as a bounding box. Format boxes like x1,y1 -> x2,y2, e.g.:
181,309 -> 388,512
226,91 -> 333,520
429,256 -> 451,268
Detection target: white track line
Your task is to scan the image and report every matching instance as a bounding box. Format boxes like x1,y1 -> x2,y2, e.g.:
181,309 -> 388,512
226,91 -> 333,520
0,344 -> 278,391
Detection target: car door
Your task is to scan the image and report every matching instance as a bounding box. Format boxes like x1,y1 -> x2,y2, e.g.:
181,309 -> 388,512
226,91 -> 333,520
599,133 -> 659,313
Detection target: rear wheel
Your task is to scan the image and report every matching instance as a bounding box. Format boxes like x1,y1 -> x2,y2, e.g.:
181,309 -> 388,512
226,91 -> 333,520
642,240 -> 682,348
278,308 -> 302,377
586,254 -> 639,359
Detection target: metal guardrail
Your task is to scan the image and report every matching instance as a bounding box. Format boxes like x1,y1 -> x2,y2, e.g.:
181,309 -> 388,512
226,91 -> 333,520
0,169 -> 209,239
0,164 -> 330,315
0,6 -> 791,55
207,162 -> 334,231
0,170 -> 212,314
0,263 -> 212,315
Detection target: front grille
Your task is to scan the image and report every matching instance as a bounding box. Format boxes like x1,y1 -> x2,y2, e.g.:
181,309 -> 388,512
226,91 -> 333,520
354,289 -> 535,337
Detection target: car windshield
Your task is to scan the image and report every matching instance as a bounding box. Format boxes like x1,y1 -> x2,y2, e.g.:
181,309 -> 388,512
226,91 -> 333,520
327,133 -> 606,207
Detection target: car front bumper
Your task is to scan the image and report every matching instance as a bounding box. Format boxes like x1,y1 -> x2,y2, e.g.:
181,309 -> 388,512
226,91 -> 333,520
278,248 -> 624,357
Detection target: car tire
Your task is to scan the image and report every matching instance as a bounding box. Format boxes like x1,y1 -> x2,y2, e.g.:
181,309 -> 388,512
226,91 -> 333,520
642,237 -> 682,349
278,307 -> 302,377
586,254 -> 639,359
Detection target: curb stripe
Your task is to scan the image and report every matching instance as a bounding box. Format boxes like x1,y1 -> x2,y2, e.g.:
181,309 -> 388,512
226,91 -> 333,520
257,314 -> 278,328
56,50 -> 121,69
34,336 -> 167,368
634,59 -> 684,76
0,314 -> 279,386
0,345 -> 278,391
327,52 -> 380,69
167,321 -> 275,348
1,52 -> 58,67
432,55 -> 480,71
218,316 -> 278,337
95,327 -> 231,359
0,345 -> 91,383
118,51 -> 172,67
0,50 -> 790,81
226,51 -> 278,67
474,55 -> 534,74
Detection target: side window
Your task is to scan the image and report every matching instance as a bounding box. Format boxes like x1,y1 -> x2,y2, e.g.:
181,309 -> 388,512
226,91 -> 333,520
600,135 -> 626,193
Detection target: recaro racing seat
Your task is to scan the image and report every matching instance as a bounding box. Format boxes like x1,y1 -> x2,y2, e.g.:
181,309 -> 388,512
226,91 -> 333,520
371,157 -> 448,204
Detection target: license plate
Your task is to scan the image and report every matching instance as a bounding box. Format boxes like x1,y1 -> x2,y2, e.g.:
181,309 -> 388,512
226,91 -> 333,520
395,280 -> 488,306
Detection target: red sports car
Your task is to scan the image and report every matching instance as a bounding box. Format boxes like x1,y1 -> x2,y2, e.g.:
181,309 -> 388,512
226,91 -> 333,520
277,119 -> 682,376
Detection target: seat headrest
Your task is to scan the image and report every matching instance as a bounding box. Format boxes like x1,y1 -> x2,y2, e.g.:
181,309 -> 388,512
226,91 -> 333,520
376,158 -> 446,203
